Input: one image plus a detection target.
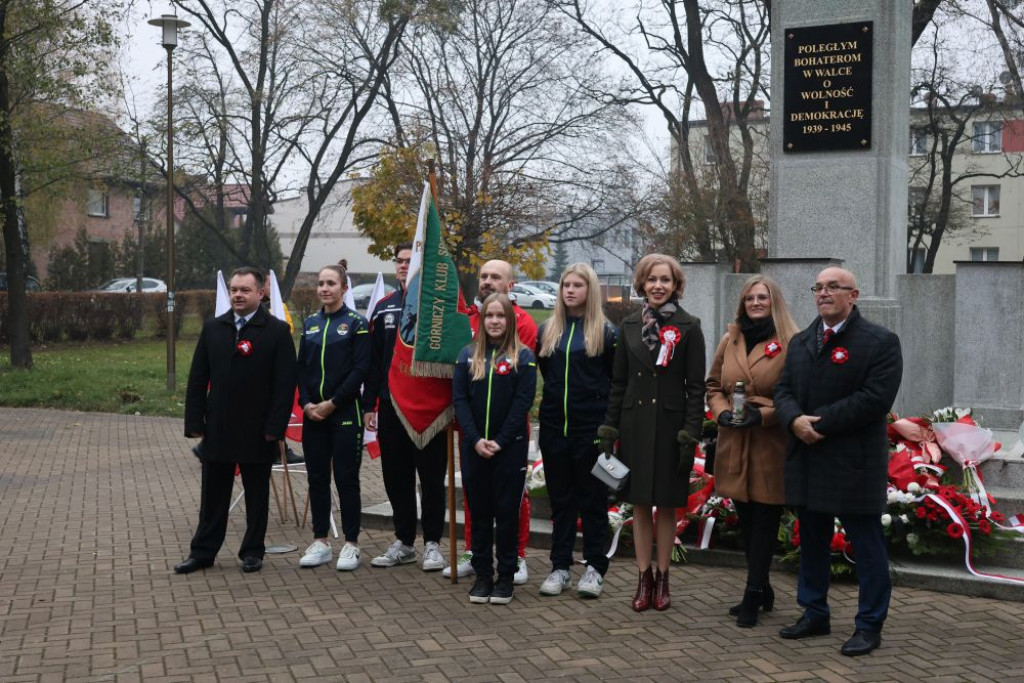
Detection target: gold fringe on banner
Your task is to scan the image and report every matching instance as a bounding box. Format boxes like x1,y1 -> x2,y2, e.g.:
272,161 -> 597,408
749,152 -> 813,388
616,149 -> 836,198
390,397 -> 454,449
408,361 -> 456,379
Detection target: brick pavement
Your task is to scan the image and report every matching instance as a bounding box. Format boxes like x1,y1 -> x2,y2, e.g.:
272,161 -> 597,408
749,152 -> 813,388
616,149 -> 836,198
2,407 -> 1024,682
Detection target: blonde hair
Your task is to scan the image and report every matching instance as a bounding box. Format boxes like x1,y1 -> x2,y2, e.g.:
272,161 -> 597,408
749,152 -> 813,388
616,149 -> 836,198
470,293 -> 527,380
539,263 -> 608,358
632,253 -> 686,301
735,274 -> 799,344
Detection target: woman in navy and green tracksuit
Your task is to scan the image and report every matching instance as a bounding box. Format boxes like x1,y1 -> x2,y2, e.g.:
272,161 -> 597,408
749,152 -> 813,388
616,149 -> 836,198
296,265 -> 370,568
536,263 -> 617,598
453,293 -> 537,604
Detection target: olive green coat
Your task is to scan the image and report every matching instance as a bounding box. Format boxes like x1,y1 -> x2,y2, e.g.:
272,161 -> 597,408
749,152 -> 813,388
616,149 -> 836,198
603,307 -> 706,507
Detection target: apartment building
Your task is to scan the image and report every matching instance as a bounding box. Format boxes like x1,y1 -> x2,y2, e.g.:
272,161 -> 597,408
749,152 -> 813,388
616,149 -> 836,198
687,103 -> 1024,274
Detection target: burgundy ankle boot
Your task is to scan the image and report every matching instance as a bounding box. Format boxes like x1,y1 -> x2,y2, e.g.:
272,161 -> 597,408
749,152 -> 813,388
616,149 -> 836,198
653,568 -> 671,611
631,567 -> 654,612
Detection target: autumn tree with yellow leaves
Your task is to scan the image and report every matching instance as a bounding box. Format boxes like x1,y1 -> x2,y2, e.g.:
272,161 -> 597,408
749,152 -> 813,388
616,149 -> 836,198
353,0 -> 638,296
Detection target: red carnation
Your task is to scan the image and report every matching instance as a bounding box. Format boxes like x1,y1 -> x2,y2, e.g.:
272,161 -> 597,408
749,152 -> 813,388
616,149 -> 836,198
830,532 -> 847,552
915,506 -> 927,519
927,510 -> 940,522
978,519 -> 993,535
947,523 -> 964,539
991,511 -> 1006,523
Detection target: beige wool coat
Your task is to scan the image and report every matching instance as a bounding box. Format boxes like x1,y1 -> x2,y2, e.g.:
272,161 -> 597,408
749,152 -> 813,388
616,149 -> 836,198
706,324 -> 788,505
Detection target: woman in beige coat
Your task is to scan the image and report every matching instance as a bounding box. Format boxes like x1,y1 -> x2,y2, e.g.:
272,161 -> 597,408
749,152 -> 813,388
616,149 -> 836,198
706,275 -> 798,628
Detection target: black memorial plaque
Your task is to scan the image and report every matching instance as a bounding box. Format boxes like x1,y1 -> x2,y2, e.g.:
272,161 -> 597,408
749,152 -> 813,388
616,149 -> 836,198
783,22 -> 873,153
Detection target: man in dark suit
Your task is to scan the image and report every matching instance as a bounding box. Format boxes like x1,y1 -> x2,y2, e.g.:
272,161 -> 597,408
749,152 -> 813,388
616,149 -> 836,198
175,267 -> 297,574
774,267 -> 902,656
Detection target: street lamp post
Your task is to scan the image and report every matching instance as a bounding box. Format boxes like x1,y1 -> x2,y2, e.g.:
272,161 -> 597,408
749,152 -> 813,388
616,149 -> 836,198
148,13 -> 189,392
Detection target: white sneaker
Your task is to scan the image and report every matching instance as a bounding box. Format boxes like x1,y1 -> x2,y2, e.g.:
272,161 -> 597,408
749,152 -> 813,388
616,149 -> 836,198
577,565 -> 604,598
442,551 -> 474,578
299,540 -> 332,568
422,541 -> 445,572
371,540 -> 416,567
514,557 -> 529,585
539,568 -> 571,596
336,543 -> 360,571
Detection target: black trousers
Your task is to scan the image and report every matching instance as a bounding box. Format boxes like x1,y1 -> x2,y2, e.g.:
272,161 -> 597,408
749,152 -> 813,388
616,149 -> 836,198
462,440 -> 527,579
303,417 -> 362,541
378,399 -> 447,546
190,460 -> 272,561
539,427 -> 609,575
733,499 -> 782,590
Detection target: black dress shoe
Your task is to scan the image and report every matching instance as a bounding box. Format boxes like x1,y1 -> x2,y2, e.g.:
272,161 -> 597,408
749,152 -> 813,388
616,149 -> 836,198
841,629 -> 881,656
173,557 -> 213,574
241,556 -> 263,573
779,615 -> 831,639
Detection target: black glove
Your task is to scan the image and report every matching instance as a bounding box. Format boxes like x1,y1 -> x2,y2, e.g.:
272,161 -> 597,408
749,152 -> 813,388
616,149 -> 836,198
597,425 -> 619,457
717,411 -> 734,427
677,430 -> 697,475
732,404 -> 763,428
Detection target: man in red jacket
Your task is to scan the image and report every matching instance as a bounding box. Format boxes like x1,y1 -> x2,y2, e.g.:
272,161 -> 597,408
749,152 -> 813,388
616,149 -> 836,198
445,259 -> 537,583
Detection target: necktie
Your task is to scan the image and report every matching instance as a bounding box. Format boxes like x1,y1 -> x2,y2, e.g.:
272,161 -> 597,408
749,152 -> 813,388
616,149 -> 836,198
235,317 -> 245,341
823,328 -> 833,346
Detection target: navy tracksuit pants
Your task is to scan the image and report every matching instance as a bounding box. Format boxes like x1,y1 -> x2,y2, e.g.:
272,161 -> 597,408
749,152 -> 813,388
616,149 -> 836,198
461,440 -> 528,579
303,418 -> 362,541
539,428 -> 609,575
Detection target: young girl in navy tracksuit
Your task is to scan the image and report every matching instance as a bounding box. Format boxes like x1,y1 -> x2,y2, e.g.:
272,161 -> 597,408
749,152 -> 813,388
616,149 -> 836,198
296,264 -> 370,570
536,263 -> 617,599
453,293 -> 537,605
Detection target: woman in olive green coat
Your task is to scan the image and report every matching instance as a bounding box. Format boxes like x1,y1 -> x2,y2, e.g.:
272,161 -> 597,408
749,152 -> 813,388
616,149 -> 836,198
600,254 -> 706,612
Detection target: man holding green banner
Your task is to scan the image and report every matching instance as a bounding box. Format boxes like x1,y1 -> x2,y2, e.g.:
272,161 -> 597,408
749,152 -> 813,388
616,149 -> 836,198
367,184 -> 472,571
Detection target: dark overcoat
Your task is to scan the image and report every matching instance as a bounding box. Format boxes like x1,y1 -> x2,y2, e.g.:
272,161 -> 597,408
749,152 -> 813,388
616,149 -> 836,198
184,307 -> 297,464
706,325 -> 789,505
604,306 -> 706,507
774,307 -> 902,516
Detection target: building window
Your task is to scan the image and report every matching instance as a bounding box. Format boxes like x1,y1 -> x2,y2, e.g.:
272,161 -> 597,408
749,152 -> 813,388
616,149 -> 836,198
972,121 -> 1002,153
908,248 -> 926,273
592,259 -> 605,273
969,247 -> 999,262
87,189 -> 109,217
909,126 -> 929,155
703,135 -> 716,164
972,185 -> 1000,216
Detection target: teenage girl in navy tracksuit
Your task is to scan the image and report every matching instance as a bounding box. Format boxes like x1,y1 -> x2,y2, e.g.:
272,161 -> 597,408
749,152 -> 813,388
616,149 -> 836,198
453,293 -> 537,605
296,264 -> 370,570
536,263 -> 617,598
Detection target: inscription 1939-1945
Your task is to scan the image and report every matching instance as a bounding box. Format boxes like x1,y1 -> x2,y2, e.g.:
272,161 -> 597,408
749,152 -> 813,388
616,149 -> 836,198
783,22 -> 873,153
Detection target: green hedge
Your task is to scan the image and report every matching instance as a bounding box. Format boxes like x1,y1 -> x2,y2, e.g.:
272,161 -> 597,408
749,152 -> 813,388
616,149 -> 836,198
0,291 -> 222,344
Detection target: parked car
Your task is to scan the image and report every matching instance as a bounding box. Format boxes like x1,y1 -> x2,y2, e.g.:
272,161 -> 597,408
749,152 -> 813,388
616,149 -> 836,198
519,280 -> 559,296
94,277 -> 168,293
349,282 -> 396,313
511,283 -> 556,309
0,272 -> 41,291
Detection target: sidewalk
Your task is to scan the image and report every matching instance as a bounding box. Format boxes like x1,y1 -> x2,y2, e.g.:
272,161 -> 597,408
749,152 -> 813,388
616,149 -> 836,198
1,407 -> 1023,682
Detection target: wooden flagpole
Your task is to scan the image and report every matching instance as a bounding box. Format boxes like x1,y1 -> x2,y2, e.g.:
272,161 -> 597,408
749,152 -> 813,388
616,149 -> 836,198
427,159 -> 459,586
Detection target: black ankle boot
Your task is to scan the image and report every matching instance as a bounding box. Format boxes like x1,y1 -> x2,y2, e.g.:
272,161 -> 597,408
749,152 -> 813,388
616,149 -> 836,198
729,582 -> 773,616
736,587 -> 764,628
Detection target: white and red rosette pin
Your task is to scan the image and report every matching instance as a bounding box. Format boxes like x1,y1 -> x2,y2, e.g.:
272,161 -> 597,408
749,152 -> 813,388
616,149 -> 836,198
495,358 -> 512,375
831,346 -> 849,364
656,326 -> 681,367
764,340 -> 782,358
236,339 -> 254,357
